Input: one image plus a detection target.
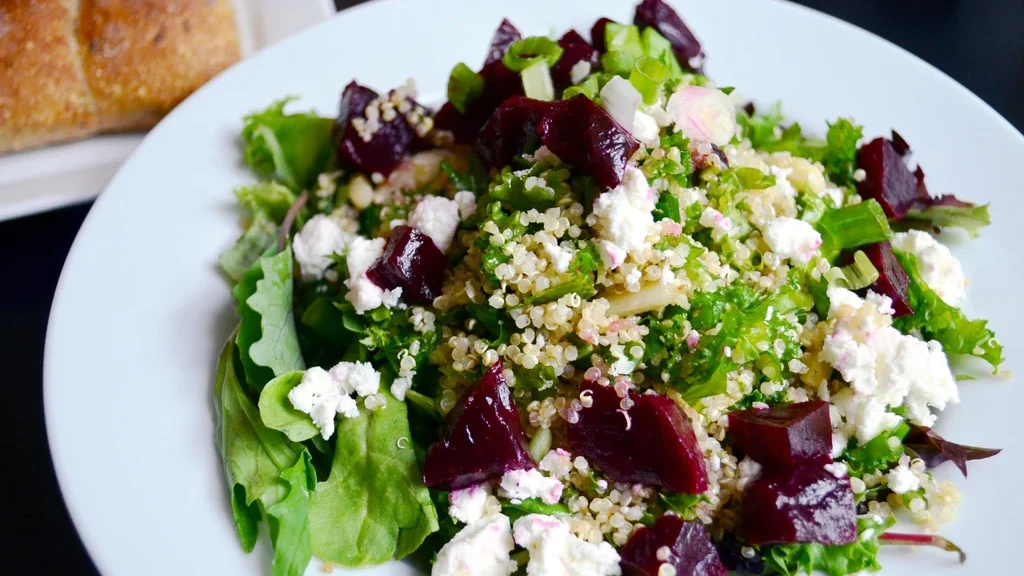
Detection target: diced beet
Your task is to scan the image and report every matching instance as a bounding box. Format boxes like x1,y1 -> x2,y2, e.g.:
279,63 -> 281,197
890,130 -> 911,157
568,380 -> 708,493
728,401 -> 832,468
634,0 -> 704,71
552,30 -> 600,93
536,95 -> 639,190
475,96 -> 551,169
590,17 -> 615,51
335,81 -> 416,177
742,465 -> 857,546
365,225 -> 446,306
423,360 -> 534,490
435,60 -> 524,145
621,515 -> 727,576
484,18 -> 522,65
854,137 -> 918,219
861,241 -> 913,317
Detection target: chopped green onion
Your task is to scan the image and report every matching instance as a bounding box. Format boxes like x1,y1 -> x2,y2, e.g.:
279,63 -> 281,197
562,73 -> 606,101
528,428 -> 552,462
521,60 -> 555,101
816,199 -> 892,260
641,27 -> 684,79
604,23 -> 644,58
446,62 -> 484,114
896,203 -> 992,238
825,250 -> 879,290
629,55 -> 669,104
600,51 -> 637,77
503,36 -> 563,72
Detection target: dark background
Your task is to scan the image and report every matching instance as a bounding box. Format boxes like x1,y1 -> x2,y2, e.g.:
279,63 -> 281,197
1,0 -> 1021,574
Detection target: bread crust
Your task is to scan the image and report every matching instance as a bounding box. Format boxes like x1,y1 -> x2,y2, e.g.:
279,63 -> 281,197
0,0 -> 240,154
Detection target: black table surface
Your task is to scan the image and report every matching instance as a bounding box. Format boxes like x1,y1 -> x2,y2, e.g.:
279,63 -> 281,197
2,1 -> 1022,574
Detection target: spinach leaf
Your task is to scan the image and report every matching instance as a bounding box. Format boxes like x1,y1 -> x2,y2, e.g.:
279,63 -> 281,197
309,390 -> 438,565
242,98 -> 335,191
259,371 -> 319,442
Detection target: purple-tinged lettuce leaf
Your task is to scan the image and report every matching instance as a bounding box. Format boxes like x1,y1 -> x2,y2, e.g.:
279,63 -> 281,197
903,425 -> 1001,477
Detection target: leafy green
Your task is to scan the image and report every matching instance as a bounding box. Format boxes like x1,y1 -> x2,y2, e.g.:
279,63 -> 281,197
446,63 -> 485,113
562,72 -> 613,101
309,390 -> 438,565
524,274 -> 597,305
501,498 -> 571,523
897,203 -> 992,238
820,118 -> 863,187
841,421 -> 909,476
490,163 -> 573,211
658,493 -> 703,521
892,250 -> 1003,369
816,200 -> 891,261
441,157 -> 488,195
241,98 -> 335,190
214,336 -> 315,576
479,203 -> 529,284
235,182 -> 298,224
220,211 -> 278,282
259,371 -> 319,442
640,131 -> 693,189
233,248 -> 305,391
764,514 -> 895,576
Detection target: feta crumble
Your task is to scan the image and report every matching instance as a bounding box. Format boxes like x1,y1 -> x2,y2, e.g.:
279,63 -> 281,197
699,206 -> 733,241
453,191 -> 477,221
292,214 -> 351,281
287,361 -> 379,440
498,468 -> 563,505
409,195 -> 461,252
449,484 -> 496,524
762,217 -> 822,265
344,236 -> 389,315
887,463 -> 921,495
891,230 -> 967,306
538,449 -> 573,479
590,168 -> 655,269
512,514 -> 622,576
433,514 -> 516,576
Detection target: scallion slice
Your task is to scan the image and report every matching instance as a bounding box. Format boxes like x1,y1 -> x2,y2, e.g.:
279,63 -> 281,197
521,60 -> 555,101
446,63 -> 484,114
630,55 -> 669,104
503,36 -> 563,72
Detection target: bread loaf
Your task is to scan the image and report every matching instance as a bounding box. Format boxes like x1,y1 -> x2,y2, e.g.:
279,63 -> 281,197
0,0 -> 241,154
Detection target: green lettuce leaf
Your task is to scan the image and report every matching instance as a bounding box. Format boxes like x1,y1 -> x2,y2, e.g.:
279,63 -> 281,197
235,182 -> 298,224
309,389 -> 438,565
259,371 -> 319,442
220,211 -> 278,282
841,421 -> 909,477
501,498 -> 571,523
820,118 -> 863,187
242,98 -> 335,191
892,250 -> 1003,369
214,335 -> 315,576
490,163 -> 573,211
233,247 -> 305,391
896,203 -> 992,238
764,514 -> 895,576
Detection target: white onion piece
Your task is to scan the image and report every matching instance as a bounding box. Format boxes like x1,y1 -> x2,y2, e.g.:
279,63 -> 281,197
605,282 -> 684,317
599,76 -> 642,133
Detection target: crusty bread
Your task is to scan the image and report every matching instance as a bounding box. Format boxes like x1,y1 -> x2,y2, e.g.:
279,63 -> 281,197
0,0 -> 241,154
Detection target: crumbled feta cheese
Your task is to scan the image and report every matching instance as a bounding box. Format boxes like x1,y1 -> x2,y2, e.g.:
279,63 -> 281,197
590,168 -> 655,269
820,288 -> 959,442
762,217 -> 822,265
665,86 -> 736,147
632,110 -> 660,146
891,230 -> 967,306
409,195 -> 461,252
768,165 -> 797,198
608,355 -> 637,377
699,206 -> 733,241
499,468 -> 563,505
525,145 -> 561,165
292,214 -> 351,281
886,463 -> 921,495
569,60 -> 592,85
453,191 -> 477,221
449,484 -> 494,524
433,514 -> 516,576
512,514 -> 621,576
380,287 -> 403,309
287,366 -> 360,440
326,360 -> 381,397
597,240 -> 628,269
540,238 -> 574,273
391,375 -> 413,401
346,277 -> 384,314
538,449 -> 573,479
344,237 -> 387,314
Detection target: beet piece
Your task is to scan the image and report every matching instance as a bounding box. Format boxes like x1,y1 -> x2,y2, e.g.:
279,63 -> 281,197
365,225 -> 446,306
552,30 -> 600,93
890,130 -> 912,157
423,360 -> 534,490
568,380 -> 708,493
475,96 -> 552,169
591,17 -> 615,51
335,81 -> 417,177
861,241 -> 913,317
742,465 -> 857,546
537,95 -> 639,190
728,401 -> 832,468
435,60 -> 524,145
854,137 -> 918,218
621,515 -> 727,576
634,0 -> 704,71
485,18 -> 522,65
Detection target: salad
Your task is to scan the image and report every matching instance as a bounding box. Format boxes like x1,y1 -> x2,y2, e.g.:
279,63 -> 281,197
214,1 -> 1007,575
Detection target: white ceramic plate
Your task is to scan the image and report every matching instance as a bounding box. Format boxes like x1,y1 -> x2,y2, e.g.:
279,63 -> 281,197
45,0 -> 1023,574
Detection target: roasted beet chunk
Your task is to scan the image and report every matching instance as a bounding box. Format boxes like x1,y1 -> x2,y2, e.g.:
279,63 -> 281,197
435,60 -> 524,144
568,380 -> 707,493
728,401 -> 832,468
475,96 -> 551,169
423,361 -> 533,490
366,226 -> 446,306
335,81 -> 416,177
485,18 -> 522,65
621,515 -> 727,576
537,95 -> 639,189
742,465 -> 857,546
590,17 -> 615,51
552,30 -> 600,93
634,0 -> 704,71
854,137 -> 918,218
861,241 -> 913,317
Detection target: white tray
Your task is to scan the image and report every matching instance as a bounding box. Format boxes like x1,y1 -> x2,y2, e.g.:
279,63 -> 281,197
0,0 -> 336,222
